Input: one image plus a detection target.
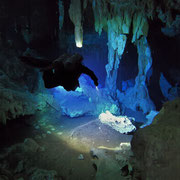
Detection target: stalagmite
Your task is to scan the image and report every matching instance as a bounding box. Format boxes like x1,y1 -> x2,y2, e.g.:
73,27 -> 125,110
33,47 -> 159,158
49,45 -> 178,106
69,0 -> 83,48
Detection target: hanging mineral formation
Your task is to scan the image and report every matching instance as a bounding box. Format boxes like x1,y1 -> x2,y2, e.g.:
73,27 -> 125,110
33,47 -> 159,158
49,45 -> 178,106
58,0 -> 64,30
69,0 -> 83,48
105,22 -> 127,94
91,0 -> 151,95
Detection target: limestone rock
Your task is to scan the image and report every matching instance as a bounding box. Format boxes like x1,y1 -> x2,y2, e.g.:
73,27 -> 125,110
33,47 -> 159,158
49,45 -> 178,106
0,49 -> 50,124
14,160 -> 24,173
23,138 -> 41,153
0,82 -> 52,124
99,111 -> 136,134
117,37 -> 155,114
0,86 -> 36,124
161,15 -> 180,37
69,0 -> 83,47
132,12 -> 149,43
105,23 -> 127,94
78,154 -> 84,160
52,76 -> 120,118
131,98 -> 180,180
140,110 -> 159,128
159,73 -> 173,100
27,168 -> 58,180
91,142 -> 133,180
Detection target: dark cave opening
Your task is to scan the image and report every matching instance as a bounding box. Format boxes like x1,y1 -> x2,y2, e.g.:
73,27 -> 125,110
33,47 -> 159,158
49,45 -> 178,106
0,115 -> 34,148
147,19 -> 180,110
117,42 -> 138,92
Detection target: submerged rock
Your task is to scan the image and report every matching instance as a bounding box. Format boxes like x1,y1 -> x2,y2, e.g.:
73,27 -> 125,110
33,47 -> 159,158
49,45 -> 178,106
99,111 -> 136,134
14,160 -> 24,173
24,138 -> 41,153
27,168 -> 58,180
140,110 -> 159,128
78,154 -> 84,160
131,98 -> 180,180
52,76 -> 120,118
91,142 -> 133,180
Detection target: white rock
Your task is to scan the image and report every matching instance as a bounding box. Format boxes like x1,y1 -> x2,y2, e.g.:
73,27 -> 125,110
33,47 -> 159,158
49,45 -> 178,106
78,154 -> 84,160
99,111 -> 136,134
57,132 -> 63,135
47,131 -> 51,134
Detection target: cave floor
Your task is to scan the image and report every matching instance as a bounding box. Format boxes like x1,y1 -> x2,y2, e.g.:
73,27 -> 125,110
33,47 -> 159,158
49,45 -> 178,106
0,108 -> 133,180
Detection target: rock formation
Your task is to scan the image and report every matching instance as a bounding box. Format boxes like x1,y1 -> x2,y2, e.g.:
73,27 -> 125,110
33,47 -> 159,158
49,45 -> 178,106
131,98 -> 180,180
99,111 -> 136,134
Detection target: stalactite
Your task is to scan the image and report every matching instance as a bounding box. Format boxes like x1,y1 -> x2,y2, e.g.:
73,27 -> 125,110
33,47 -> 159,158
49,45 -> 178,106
107,10 -> 133,35
122,10 -> 133,34
69,0 -> 83,48
92,0 -> 109,35
136,36 -> 152,86
91,0 -> 149,42
91,0 -> 166,42
105,22 -> 127,95
90,0 -> 178,106
132,12 -> 149,43
83,0 -> 88,9
117,36 -> 155,113
58,0 -> 64,30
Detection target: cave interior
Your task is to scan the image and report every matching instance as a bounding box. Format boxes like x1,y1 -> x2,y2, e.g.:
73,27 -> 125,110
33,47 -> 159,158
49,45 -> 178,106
0,0 -> 180,179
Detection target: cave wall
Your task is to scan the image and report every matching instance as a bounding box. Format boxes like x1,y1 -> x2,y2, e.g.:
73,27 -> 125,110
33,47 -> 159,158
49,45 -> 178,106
147,20 -> 180,109
0,47 -> 53,124
0,0 -> 60,124
131,98 -> 180,179
0,0 -> 59,57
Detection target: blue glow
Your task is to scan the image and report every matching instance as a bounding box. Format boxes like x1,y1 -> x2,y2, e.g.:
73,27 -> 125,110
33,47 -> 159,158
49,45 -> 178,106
67,32 -> 108,87
55,86 -> 66,91
75,87 -> 83,93
48,74 -> 120,118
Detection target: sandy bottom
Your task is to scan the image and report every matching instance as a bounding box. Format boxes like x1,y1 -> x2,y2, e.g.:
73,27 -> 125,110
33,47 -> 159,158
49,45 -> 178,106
0,108 -> 134,180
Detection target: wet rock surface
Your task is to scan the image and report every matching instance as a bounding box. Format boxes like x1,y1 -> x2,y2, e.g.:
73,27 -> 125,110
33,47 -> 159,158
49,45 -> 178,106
0,138 -> 59,180
90,142 -> 133,180
131,98 -> 180,180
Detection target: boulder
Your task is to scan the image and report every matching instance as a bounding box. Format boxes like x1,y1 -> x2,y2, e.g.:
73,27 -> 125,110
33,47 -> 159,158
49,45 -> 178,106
91,142 -> 133,180
131,98 -> 180,180
23,138 -> 41,153
99,111 -> 136,134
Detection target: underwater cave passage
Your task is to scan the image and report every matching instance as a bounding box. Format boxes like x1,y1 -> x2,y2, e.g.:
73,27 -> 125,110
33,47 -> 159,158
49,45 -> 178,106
0,0 -> 180,179
117,42 -> 139,92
